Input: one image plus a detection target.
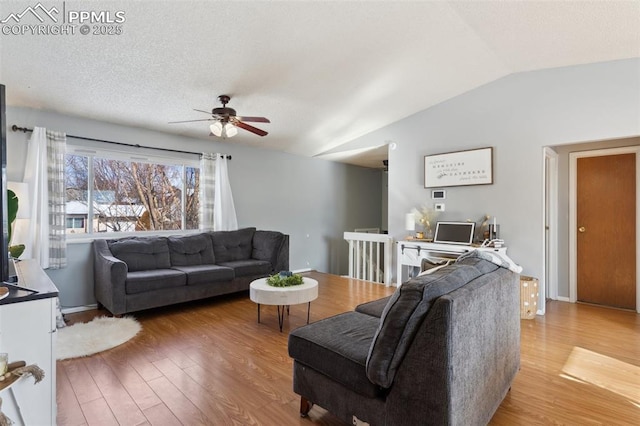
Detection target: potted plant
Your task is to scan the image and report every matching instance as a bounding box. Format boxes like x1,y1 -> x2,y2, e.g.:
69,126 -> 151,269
411,205 -> 439,240
7,189 -> 25,259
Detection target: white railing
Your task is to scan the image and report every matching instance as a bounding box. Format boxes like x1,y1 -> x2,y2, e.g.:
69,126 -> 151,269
344,231 -> 394,286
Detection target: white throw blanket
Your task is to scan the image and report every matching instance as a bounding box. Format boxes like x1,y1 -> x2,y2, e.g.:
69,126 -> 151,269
458,249 -> 524,274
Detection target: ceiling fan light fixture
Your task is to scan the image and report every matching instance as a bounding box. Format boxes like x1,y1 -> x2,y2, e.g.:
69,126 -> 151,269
225,123 -> 238,137
209,122 -> 222,137
210,121 -> 237,138
171,95 -> 268,137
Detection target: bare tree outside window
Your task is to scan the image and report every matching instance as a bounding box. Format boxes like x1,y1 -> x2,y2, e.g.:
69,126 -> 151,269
65,154 -> 89,233
66,154 -> 89,201
185,166 -> 200,230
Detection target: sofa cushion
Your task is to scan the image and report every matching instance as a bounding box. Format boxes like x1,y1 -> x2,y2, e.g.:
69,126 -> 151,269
108,237 -> 171,272
355,296 -> 391,318
252,230 -> 284,267
168,234 -> 215,266
366,259 -> 499,388
125,269 -> 186,294
217,260 -> 272,277
210,227 -> 256,262
289,312 -> 384,398
170,264 -> 235,285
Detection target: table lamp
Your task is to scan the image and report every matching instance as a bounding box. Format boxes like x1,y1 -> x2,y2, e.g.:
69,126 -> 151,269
405,213 -> 416,239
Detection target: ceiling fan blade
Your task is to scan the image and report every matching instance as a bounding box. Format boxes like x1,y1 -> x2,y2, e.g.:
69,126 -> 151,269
193,109 -> 212,115
168,118 -> 214,124
234,120 -> 268,137
236,116 -> 270,123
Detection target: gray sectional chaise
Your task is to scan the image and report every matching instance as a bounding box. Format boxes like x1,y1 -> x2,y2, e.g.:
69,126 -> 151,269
288,252 -> 520,426
93,227 -> 288,316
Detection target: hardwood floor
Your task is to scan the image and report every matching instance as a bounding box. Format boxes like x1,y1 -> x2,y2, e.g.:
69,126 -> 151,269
57,272 -> 640,425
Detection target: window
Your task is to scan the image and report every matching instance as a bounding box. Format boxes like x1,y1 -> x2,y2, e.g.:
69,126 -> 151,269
65,148 -> 200,236
66,217 -> 85,230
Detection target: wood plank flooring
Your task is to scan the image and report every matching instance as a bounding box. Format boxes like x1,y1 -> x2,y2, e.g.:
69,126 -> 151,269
58,272 -> 640,425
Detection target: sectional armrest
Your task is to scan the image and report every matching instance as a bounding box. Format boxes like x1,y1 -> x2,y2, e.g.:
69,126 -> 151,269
274,234 -> 290,272
93,239 -> 128,315
252,231 -> 290,272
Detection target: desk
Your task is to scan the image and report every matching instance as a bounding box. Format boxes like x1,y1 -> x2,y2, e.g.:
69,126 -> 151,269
396,241 -> 507,285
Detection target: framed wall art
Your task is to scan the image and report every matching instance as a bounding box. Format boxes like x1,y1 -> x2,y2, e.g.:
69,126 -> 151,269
424,147 -> 493,188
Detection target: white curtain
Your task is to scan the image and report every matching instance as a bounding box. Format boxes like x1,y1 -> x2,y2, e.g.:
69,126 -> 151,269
214,154 -> 238,231
199,153 -> 238,231
199,153 -> 216,231
23,127 -> 67,269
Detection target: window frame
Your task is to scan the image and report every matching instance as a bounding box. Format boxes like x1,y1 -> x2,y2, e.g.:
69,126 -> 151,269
65,144 -> 201,241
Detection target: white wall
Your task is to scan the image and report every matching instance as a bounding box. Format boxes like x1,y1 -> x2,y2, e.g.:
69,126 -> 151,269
6,106 -> 382,309
344,58 -> 640,290
381,170 -> 388,232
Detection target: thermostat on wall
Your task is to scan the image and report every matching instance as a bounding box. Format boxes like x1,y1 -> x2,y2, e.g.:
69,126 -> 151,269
432,190 -> 446,200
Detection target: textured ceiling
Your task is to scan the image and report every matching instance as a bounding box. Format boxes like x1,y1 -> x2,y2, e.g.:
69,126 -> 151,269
1,1 -> 639,168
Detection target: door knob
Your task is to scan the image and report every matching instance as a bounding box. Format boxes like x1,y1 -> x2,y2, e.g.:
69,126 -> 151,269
578,226 -> 586,233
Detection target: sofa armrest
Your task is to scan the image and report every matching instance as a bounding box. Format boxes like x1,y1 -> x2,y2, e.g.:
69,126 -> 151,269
93,239 -> 128,315
274,234 -> 289,272
252,231 -> 290,272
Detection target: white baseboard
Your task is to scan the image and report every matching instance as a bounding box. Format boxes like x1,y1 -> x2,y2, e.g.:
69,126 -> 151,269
556,296 -> 571,302
62,304 -> 98,314
292,268 -> 312,273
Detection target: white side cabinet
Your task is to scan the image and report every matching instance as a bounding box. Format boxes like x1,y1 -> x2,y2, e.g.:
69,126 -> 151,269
0,260 -> 58,426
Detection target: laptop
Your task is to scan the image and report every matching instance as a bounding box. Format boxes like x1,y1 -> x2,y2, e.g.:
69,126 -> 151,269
433,221 -> 475,245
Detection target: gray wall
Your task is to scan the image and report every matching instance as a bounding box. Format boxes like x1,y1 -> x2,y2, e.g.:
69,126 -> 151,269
6,106 -> 382,309
340,58 -> 640,294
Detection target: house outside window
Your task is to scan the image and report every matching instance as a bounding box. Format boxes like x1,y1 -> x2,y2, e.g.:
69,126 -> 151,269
65,147 -> 200,237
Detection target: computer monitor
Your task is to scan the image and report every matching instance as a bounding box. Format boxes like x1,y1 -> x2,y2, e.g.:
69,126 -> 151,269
433,221 -> 475,245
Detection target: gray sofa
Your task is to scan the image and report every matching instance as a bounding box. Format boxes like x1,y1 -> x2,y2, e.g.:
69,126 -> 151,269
93,227 -> 289,316
288,252 -> 520,425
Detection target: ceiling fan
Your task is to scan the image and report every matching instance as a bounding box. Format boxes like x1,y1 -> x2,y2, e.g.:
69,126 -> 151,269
169,95 -> 270,138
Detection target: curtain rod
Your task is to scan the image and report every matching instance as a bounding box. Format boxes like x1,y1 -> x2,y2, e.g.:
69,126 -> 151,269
10,125 -> 231,160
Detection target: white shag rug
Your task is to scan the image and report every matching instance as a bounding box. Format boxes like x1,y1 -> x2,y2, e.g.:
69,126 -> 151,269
57,316 -> 142,360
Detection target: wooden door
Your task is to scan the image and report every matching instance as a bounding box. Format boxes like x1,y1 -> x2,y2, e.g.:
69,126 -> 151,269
577,153 -> 636,309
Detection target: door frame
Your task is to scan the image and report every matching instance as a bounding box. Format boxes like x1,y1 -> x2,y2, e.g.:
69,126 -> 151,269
569,146 -> 640,312
543,147 -> 559,308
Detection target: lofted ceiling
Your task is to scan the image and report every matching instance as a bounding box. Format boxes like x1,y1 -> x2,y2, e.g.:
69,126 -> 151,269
0,1 -> 638,169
